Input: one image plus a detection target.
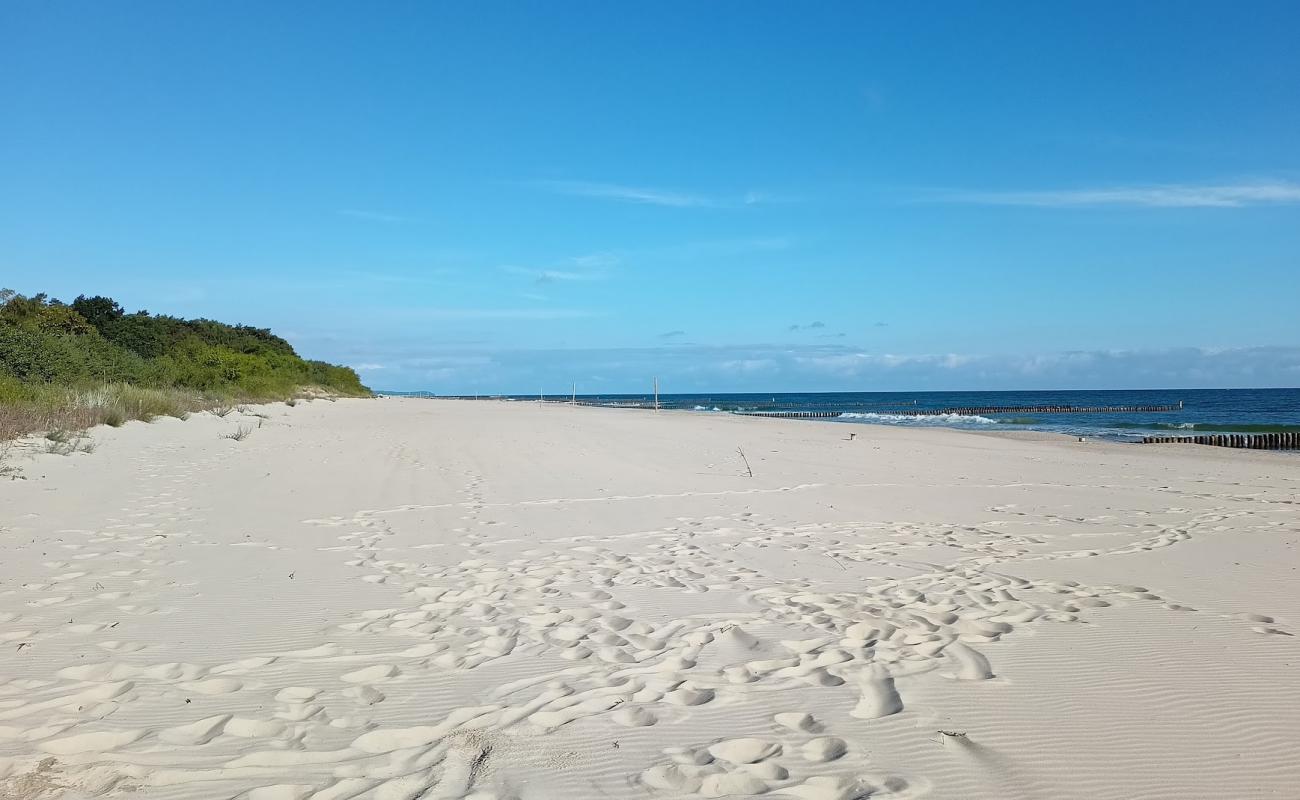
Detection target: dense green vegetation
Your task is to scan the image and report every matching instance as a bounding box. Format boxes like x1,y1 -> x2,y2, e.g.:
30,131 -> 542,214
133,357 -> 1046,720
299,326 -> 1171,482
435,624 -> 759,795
1,289 -> 368,439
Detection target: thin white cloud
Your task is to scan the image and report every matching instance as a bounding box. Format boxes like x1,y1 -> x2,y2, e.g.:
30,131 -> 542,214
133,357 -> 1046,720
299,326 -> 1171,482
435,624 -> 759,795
338,209 -> 409,223
568,252 -> 620,268
502,265 -> 605,284
537,180 -> 713,207
741,190 -> 802,205
535,180 -> 781,209
719,358 -> 778,374
939,180 -> 1300,208
328,341 -> 1300,393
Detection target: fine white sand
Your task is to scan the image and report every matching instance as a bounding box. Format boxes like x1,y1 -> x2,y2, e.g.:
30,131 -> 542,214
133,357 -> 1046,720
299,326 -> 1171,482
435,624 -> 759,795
1,397 -> 1297,799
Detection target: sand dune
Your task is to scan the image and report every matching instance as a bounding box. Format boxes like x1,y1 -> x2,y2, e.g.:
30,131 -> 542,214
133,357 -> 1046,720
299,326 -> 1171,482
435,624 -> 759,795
1,398 -> 1297,799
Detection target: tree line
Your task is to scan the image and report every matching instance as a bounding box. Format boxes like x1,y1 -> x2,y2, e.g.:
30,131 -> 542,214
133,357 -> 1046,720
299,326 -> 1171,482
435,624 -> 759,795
1,289 -> 368,398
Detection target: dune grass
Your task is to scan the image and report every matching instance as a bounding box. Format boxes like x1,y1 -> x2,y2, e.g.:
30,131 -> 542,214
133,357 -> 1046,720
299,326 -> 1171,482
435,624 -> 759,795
0,379 -> 337,442
0,440 -> 20,479
221,424 -> 254,442
1,290 -> 370,445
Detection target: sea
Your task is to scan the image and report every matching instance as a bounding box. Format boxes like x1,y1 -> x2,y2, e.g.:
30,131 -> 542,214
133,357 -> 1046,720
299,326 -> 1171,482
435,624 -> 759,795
408,388 -> 1300,442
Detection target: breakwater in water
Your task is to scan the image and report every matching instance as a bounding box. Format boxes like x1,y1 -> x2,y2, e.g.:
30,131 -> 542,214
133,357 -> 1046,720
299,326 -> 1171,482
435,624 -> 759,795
1142,432 -> 1299,450
734,403 -> 1183,420
418,389 -> 1300,442
883,402 -> 1182,417
734,411 -> 842,419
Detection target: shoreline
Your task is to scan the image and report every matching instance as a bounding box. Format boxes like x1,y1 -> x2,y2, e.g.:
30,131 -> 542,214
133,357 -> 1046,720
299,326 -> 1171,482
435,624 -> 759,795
405,391 -> 1300,443
401,394 -> 1300,459
2,396 -> 1297,798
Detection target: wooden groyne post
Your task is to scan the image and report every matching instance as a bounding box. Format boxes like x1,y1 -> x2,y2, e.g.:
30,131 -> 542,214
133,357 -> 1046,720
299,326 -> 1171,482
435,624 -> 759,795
735,411 -> 842,419
894,403 -> 1183,417
1141,433 -> 1299,450
735,403 -> 1183,420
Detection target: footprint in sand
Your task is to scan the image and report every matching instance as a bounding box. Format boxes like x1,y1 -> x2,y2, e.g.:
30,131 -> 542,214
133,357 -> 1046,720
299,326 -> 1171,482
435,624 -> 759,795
160,714 -> 232,745
802,737 -> 848,762
38,728 -> 147,755
341,665 -> 400,684
274,686 -> 321,703
178,677 -> 243,695
707,737 -> 783,764
612,705 -> 659,726
774,712 -> 823,733
342,685 -> 386,706
851,665 -> 903,719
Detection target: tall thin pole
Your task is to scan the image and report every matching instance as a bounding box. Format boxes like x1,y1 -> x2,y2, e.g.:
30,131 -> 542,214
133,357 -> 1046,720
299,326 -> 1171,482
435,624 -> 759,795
653,376 -> 659,411
571,383 -> 576,406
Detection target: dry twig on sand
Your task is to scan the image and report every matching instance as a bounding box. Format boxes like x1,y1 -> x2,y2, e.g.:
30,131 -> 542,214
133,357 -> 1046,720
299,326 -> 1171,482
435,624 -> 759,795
736,446 -> 753,478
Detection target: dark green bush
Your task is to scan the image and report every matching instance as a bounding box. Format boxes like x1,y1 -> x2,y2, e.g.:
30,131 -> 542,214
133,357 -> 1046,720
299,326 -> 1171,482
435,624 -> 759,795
0,289 -> 369,399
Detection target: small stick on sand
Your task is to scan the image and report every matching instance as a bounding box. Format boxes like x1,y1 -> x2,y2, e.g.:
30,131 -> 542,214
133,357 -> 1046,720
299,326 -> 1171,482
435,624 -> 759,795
736,447 -> 753,478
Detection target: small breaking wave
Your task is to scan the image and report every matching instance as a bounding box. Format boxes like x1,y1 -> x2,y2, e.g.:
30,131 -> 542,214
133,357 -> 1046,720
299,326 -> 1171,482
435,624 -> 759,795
838,412 -> 999,426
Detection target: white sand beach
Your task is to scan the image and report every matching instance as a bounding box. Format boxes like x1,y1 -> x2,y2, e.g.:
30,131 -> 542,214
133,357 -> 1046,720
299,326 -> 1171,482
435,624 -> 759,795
1,397 -> 1297,800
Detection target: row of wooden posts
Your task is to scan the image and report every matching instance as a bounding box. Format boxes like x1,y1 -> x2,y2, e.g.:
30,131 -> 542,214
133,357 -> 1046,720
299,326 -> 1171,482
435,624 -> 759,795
892,402 -> 1183,416
737,404 -> 1183,420
1142,433 -> 1299,450
737,411 -> 842,419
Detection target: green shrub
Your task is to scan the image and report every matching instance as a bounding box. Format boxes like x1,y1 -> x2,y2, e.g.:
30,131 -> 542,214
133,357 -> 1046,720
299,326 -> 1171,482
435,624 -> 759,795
1,289 -> 370,440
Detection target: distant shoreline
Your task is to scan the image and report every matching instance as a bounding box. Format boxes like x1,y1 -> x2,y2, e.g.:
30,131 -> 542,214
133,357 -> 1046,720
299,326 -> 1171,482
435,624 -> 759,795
378,388 -> 1300,447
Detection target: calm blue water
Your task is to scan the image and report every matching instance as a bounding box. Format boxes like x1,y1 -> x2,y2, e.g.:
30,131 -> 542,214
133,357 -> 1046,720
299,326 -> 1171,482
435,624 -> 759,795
458,389 -> 1300,441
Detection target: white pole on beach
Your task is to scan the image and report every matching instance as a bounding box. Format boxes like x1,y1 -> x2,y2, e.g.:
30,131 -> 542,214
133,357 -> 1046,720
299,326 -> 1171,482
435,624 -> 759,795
654,377 -> 660,411
571,383 -> 576,406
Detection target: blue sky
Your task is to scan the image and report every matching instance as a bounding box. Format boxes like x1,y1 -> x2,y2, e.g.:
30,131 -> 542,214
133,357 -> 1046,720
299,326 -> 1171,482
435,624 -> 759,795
3,1 -> 1298,392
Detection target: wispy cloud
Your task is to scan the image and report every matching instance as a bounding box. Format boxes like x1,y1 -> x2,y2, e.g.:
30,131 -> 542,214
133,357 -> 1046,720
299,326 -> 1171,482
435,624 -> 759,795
658,330 -> 686,339
502,252 -> 619,285
568,252 -> 620,268
536,180 -> 713,207
330,341 -> 1300,393
938,180 -> 1300,208
502,265 -> 605,285
338,209 -> 409,223
535,180 -> 783,209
